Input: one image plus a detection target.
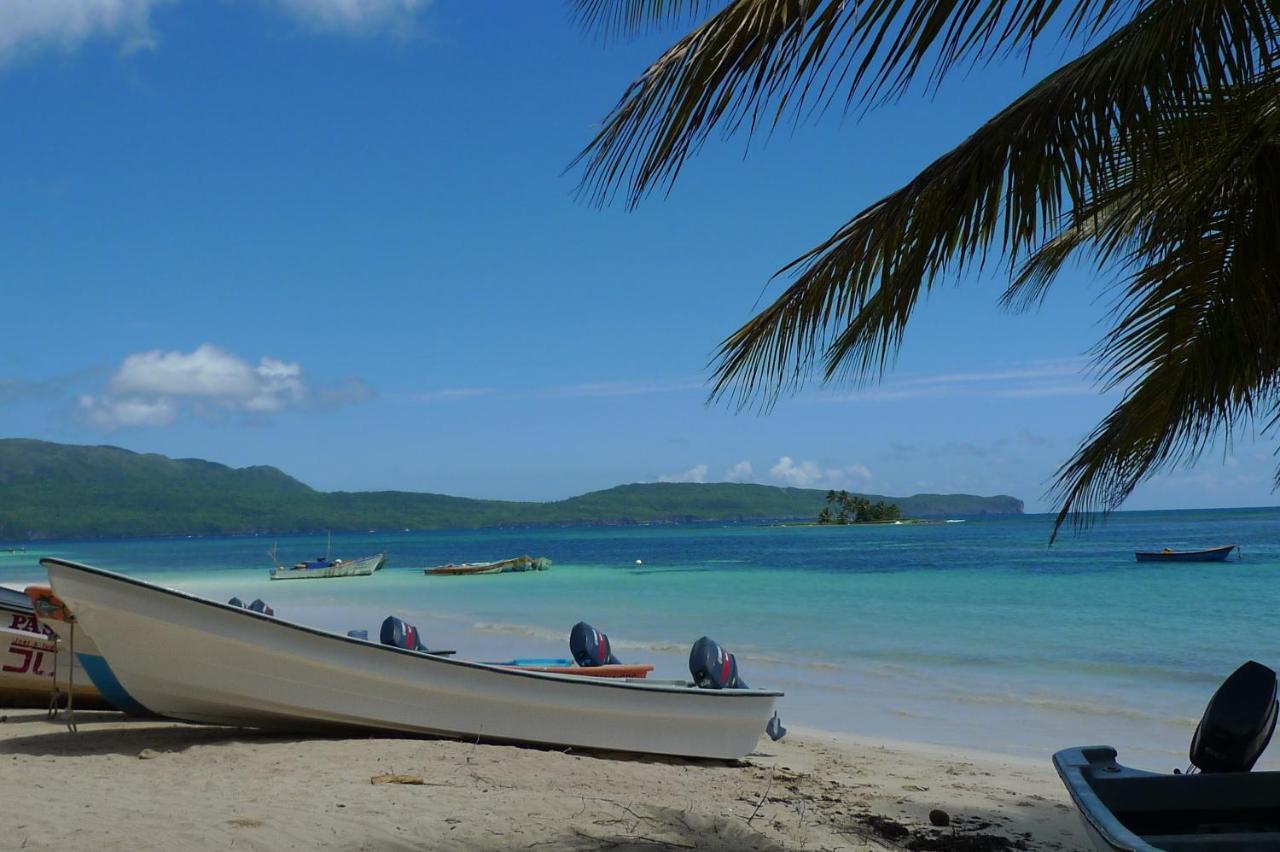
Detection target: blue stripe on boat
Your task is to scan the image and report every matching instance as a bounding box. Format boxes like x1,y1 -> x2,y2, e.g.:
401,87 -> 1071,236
77,653 -> 150,715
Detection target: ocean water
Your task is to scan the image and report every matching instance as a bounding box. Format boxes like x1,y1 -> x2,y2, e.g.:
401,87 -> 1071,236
2,507 -> 1277,768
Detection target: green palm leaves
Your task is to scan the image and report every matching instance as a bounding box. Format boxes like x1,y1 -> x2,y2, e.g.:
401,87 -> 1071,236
572,0 -> 1280,536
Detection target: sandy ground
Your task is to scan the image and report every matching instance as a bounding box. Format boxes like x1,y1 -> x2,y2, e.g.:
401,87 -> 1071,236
0,711 -> 1087,851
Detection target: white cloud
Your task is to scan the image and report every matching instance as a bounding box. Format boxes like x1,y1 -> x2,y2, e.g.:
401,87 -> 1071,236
78,343 -> 365,430
0,0 -> 167,62
769,456 -> 873,488
78,393 -> 175,428
0,0 -> 431,64
724,460 -> 753,482
109,344 -> 304,411
267,0 -> 429,34
770,456 -> 822,486
658,464 -> 709,484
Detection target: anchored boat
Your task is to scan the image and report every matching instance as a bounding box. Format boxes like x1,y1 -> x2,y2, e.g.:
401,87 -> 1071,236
42,557 -> 781,759
1134,544 -> 1239,563
424,555 -> 551,576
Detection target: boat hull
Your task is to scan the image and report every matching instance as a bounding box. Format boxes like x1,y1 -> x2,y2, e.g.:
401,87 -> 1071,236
1054,746 -> 1280,851
270,553 -> 386,580
44,558 -> 780,759
424,555 -> 550,576
1134,544 -> 1238,562
0,625 -> 108,710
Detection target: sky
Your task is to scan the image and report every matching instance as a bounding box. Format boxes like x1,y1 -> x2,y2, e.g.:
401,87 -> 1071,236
0,0 -> 1272,512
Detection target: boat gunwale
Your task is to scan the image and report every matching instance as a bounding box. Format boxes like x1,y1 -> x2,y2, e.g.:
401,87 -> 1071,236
41,557 -> 783,699
1052,746 -> 1156,852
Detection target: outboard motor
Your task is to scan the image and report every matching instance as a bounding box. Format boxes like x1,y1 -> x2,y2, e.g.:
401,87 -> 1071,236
570,621 -> 620,667
689,636 -> 747,690
1190,660 -> 1278,772
247,598 -> 274,616
380,615 -> 427,652
227,597 -> 244,608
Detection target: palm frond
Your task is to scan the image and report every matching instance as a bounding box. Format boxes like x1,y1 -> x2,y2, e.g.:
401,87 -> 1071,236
575,0 -> 1276,206
1047,95 -> 1280,536
570,0 -> 727,37
705,0 -> 1277,408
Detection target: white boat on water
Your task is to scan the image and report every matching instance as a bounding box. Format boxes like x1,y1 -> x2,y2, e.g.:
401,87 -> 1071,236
269,552 -> 386,580
43,558 -> 782,759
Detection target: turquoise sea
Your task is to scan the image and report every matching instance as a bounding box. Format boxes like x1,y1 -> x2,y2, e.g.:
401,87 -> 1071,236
3,507 -> 1277,768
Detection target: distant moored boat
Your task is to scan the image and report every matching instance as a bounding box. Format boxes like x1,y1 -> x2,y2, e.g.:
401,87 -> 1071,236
1134,544 -> 1239,563
424,555 -> 551,576
268,533 -> 387,580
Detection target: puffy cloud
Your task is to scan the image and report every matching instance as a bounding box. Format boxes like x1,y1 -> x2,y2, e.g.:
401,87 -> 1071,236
78,343 -> 366,430
770,456 -> 822,486
78,394 -> 175,428
0,0 -> 431,64
109,344 -> 303,411
723,460 -> 753,482
0,0 -> 167,62
658,464 -> 709,484
769,456 -> 873,488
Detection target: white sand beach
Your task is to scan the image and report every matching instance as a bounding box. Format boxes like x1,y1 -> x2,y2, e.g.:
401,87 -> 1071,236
0,712 -> 1087,851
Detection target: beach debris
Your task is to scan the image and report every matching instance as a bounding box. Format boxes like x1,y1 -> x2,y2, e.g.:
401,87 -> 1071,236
858,814 -> 911,841
929,809 -> 951,827
371,772 -> 426,785
907,831 -> 1027,852
137,748 -> 163,760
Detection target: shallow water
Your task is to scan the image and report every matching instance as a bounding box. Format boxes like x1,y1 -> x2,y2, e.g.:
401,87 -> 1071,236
3,507 -> 1276,767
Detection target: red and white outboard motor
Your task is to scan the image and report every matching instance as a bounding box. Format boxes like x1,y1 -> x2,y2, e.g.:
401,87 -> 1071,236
380,615 -> 428,652
689,636 -> 747,690
247,598 -> 274,616
1189,660 -> 1278,772
570,621 -> 620,667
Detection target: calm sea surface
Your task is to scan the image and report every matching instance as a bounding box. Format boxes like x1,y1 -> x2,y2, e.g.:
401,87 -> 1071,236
3,507 -> 1277,767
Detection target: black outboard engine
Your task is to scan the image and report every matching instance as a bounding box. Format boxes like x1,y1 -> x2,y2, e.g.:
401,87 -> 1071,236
689,636 -> 747,690
380,615 -> 427,652
228,597 -> 244,608
570,621 -> 620,667
247,598 -> 274,616
1190,660 -> 1278,772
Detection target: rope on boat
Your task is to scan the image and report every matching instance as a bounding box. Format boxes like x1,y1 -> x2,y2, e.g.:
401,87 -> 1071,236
64,621 -> 77,734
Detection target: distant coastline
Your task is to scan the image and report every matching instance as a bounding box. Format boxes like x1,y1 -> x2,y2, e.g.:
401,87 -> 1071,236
0,439 -> 1023,541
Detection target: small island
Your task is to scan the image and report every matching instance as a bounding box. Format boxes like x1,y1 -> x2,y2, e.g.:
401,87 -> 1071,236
816,490 -> 902,524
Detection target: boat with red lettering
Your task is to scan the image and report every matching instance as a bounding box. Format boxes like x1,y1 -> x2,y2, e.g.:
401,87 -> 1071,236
42,557 -> 782,759
0,624 -> 109,710
0,582 -> 49,638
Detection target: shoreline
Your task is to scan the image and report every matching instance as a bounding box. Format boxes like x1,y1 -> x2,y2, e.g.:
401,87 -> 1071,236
0,711 -> 1087,851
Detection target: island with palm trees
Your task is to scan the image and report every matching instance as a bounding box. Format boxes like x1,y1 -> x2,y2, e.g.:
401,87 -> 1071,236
807,490 -> 910,525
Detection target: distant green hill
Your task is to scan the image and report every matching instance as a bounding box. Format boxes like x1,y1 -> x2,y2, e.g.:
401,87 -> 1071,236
0,439 -> 1022,540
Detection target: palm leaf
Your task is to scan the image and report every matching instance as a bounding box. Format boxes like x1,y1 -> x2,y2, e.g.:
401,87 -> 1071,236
575,0 -> 1275,206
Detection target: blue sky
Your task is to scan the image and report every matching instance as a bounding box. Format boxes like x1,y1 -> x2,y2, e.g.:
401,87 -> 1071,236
0,0 -> 1271,512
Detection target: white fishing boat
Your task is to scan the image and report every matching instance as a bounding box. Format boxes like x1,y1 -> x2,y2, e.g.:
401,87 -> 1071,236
269,552 -> 386,580
267,534 -> 387,580
42,558 -> 782,759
